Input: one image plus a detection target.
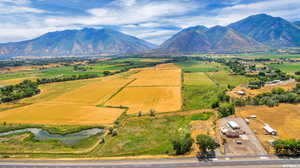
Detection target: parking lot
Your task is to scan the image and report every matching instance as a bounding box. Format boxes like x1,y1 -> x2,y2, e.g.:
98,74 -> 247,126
218,117 -> 267,156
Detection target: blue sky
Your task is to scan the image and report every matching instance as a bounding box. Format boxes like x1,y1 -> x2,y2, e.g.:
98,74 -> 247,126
0,0 -> 300,45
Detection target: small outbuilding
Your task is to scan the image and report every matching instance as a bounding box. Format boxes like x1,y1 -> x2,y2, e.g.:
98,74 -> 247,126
263,124 -> 277,135
227,121 -> 240,130
235,91 -> 246,96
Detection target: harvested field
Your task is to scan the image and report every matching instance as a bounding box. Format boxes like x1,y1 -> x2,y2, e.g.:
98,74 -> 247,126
0,77 -> 36,87
237,104 -> 300,140
129,64 -> 181,87
229,79 -> 296,98
0,75 -> 134,126
0,102 -> 124,125
54,78 -> 133,105
105,87 -> 181,114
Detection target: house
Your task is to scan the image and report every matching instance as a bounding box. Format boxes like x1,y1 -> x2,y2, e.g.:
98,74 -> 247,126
248,115 -> 256,119
227,121 -> 240,129
235,91 -> 246,96
263,124 -> 277,135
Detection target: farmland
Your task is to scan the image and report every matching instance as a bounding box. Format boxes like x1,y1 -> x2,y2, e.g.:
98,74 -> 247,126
269,63 -> 300,74
105,63 -> 182,114
178,60 -> 251,110
93,111 -> 214,157
237,104 -> 300,140
0,56 -> 299,158
0,102 -> 125,125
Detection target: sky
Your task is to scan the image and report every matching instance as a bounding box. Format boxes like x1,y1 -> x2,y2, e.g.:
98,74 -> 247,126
0,0 -> 300,45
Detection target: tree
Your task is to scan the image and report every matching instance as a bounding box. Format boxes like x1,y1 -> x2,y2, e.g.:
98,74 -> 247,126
171,133 -> 194,155
196,134 -> 219,158
137,111 -> 143,117
150,109 -> 156,116
218,103 -> 235,118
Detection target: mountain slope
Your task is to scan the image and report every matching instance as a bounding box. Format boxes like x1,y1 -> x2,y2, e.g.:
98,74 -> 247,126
0,28 -> 156,57
294,21 -> 300,27
229,14 -> 300,47
158,25 -> 266,54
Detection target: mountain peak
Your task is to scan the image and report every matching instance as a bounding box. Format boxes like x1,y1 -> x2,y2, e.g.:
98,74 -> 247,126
0,28 -> 155,57
158,24 -> 266,54
229,13 -> 300,47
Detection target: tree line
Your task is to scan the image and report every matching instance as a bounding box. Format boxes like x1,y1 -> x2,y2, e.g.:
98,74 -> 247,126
274,139 -> 300,156
234,85 -> 300,107
0,80 -> 40,103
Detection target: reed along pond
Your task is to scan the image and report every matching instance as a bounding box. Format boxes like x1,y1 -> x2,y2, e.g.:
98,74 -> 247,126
0,128 -> 104,145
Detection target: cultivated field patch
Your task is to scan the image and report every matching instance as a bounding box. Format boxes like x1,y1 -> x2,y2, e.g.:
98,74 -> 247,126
183,72 -> 214,86
237,104 -> 300,139
53,78 -> 133,105
0,102 -> 124,126
129,63 -> 181,87
105,87 -> 181,114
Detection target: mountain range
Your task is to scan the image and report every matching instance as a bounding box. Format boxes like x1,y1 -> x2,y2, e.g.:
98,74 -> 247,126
1,13 -> 300,58
157,14 -> 300,54
0,28 -> 156,58
158,25 -> 267,54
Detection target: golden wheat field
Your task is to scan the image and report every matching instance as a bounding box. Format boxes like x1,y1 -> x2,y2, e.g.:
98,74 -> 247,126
0,102 -> 124,125
105,63 -> 182,114
0,76 -> 133,125
237,104 -> 300,139
53,78 -> 133,105
129,64 -> 181,87
105,86 -> 181,114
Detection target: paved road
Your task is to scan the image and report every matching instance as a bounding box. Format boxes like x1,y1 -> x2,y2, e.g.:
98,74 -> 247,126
0,158 -> 300,168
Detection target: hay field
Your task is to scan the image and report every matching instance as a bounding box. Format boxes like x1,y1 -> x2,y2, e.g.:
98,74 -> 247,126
0,102 -> 124,125
237,104 -> 300,139
129,63 -> 181,87
53,78 -> 133,105
0,76 -> 133,126
105,87 -> 181,114
105,63 -> 182,114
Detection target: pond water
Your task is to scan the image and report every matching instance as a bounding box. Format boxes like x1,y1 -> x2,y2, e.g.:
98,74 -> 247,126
0,128 -> 104,145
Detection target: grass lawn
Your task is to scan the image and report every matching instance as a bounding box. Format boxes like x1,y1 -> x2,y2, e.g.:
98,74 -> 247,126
93,112 -> 213,156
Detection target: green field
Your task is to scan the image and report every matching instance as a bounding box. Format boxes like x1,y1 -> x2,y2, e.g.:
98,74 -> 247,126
269,63 -> 300,74
181,62 -> 251,110
176,61 -> 220,72
92,112 -> 213,157
0,132 -> 101,154
0,57 -> 167,82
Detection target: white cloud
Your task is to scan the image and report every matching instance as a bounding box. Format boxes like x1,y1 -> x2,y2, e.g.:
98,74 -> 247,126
0,5 -> 45,14
45,1 -> 198,26
1,0 -> 300,45
0,0 -> 45,14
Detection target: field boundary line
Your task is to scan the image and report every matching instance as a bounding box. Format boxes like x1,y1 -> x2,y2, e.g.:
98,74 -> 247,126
127,85 -> 180,88
204,72 -> 219,87
99,78 -> 137,106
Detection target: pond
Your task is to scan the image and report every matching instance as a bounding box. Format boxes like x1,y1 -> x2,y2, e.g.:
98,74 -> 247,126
0,128 -> 104,145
